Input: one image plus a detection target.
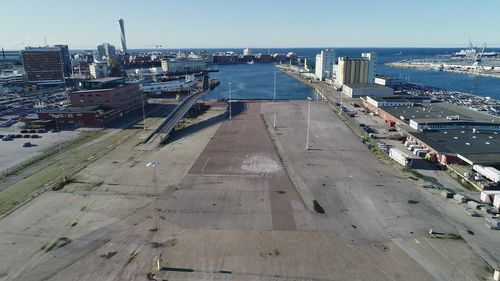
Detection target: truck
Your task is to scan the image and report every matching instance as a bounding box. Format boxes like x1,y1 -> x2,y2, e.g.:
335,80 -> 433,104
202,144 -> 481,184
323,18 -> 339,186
473,165 -> 500,183
413,149 -> 427,156
389,148 -> 413,167
408,145 -> 423,151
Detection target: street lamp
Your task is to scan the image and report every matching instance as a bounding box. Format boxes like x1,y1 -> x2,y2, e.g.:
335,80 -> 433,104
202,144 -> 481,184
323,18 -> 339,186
141,92 -> 146,131
306,97 -> 312,150
146,161 -> 161,271
52,114 -> 66,184
273,72 -> 277,101
228,82 -> 232,120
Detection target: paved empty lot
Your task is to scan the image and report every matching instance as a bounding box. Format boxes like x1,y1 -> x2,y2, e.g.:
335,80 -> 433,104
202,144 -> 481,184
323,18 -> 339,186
165,102 -> 303,231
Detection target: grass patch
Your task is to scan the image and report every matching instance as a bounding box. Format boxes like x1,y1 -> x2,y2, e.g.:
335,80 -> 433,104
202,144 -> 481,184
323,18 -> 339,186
52,177 -> 77,191
0,128 -> 135,215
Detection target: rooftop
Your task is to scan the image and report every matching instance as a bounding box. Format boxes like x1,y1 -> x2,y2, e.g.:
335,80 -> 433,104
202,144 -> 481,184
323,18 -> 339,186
383,102 -> 500,124
344,83 -> 391,89
410,129 -> 500,165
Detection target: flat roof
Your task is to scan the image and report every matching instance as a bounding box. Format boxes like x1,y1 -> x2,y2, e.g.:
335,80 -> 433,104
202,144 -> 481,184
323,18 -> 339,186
39,105 -> 103,113
383,102 -> 500,124
84,77 -> 124,83
344,83 -> 391,89
410,130 -> 500,164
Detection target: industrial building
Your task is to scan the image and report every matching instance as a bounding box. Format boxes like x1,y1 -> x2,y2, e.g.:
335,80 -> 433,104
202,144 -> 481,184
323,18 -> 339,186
21,46 -> 66,85
315,49 -> 335,81
336,53 -> 376,86
161,58 -> 206,74
342,83 -> 393,98
408,129 -> 500,166
365,95 -> 431,108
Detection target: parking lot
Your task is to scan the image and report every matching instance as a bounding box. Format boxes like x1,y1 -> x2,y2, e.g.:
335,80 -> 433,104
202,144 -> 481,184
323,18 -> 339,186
0,128 -> 83,173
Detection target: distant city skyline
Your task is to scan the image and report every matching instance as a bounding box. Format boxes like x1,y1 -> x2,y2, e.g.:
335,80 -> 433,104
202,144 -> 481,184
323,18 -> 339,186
2,0 -> 500,50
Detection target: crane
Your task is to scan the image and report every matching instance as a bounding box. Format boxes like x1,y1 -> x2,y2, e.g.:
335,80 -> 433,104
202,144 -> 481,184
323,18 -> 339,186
471,42 -> 487,74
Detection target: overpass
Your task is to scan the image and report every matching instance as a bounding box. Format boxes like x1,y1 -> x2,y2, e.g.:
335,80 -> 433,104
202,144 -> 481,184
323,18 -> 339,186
143,90 -> 207,146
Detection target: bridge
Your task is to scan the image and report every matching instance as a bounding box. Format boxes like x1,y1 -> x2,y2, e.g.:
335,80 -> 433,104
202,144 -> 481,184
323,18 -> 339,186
143,89 -> 208,146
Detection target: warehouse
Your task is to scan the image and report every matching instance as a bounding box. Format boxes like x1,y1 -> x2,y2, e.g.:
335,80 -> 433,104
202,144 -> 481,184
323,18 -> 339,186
342,83 -> 393,98
408,129 -> 500,166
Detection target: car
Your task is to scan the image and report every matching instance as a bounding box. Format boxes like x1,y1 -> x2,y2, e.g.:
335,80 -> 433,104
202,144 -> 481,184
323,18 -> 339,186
30,134 -> 40,138
0,134 -> 4,138
2,135 -> 13,141
14,134 -> 23,138
20,129 -> 28,133
50,128 -> 60,133
359,123 -> 366,127
37,129 -> 46,133
28,129 -> 37,133
23,134 -> 31,138
22,142 -> 32,147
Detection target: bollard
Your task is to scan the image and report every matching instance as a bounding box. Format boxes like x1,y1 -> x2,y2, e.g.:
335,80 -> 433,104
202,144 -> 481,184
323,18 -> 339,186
494,269 -> 499,281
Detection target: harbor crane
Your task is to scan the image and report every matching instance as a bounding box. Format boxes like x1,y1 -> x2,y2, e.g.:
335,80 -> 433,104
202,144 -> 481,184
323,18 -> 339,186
471,42 -> 487,74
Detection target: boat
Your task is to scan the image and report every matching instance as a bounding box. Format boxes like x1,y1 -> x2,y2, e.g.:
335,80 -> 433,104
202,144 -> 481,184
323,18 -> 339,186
246,60 -> 255,65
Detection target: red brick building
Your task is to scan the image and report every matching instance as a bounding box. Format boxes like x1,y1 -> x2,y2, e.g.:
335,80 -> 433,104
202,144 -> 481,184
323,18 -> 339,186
70,83 -> 142,113
37,77 -> 144,127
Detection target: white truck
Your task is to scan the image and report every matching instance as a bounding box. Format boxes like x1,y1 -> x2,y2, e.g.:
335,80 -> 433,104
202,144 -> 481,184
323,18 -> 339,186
389,148 -> 413,167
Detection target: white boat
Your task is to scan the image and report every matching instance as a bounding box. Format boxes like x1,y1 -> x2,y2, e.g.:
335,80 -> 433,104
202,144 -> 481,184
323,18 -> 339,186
246,60 -> 255,65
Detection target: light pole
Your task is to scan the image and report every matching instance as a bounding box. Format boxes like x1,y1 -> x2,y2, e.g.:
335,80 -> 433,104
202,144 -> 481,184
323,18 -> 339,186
146,161 -> 161,271
273,112 -> 277,129
306,97 -> 312,150
141,92 -> 146,131
273,72 -> 277,101
228,82 -> 232,120
53,114 -> 66,184
340,90 -> 343,116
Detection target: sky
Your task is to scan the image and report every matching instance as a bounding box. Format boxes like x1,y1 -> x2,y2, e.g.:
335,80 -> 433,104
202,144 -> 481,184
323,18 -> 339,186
2,0 -> 500,50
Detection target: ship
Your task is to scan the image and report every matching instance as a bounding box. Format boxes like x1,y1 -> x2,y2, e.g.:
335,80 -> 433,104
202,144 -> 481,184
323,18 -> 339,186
246,60 -> 255,65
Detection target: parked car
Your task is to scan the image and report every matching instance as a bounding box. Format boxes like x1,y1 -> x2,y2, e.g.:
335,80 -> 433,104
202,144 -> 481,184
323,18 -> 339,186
2,135 -> 13,141
20,129 -> 28,133
22,142 -> 32,147
37,129 -> 46,133
23,134 -> 31,138
30,134 -> 40,138
28,129 -> 37,133
14,134 -> 23,138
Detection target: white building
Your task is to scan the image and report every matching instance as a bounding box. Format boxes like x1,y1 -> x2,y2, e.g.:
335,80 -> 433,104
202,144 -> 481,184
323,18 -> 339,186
89,62 -> 108,79
161,58 -> 206,74
342,83 -> 393,98
243,48 -> 251,56
361,53 -> 377,83
315,49 -> 335,81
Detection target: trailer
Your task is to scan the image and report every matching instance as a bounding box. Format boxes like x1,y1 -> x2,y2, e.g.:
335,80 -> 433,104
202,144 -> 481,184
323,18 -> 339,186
473,165 -> 500,183
404,140 -> 417,147
389,148 -> 413,167
413,149 -> 427,156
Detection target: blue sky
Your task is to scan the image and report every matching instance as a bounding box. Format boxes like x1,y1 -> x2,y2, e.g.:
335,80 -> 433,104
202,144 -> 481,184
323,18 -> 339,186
2,0 -> 500,50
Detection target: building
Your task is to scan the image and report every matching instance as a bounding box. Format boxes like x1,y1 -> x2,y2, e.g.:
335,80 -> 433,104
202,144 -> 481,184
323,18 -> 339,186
71,77 -> 142,113
375,76 -> 407,88
89,62 -> 108,79
54,44 -> 71,77
408,129 -> 500,166
342,83 -> 393,98
315,49 -> 335,81
243,48 -> 251,56
118,18 -> 127,54
365,95 -> 431,108
336,57 -> 369,86
0,69 -> 25,85
97,43 -> 116,60
361,53 -> 376,83
21,46 -> 65,85
161,58 -> 206,74
37,106 -> 122,127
